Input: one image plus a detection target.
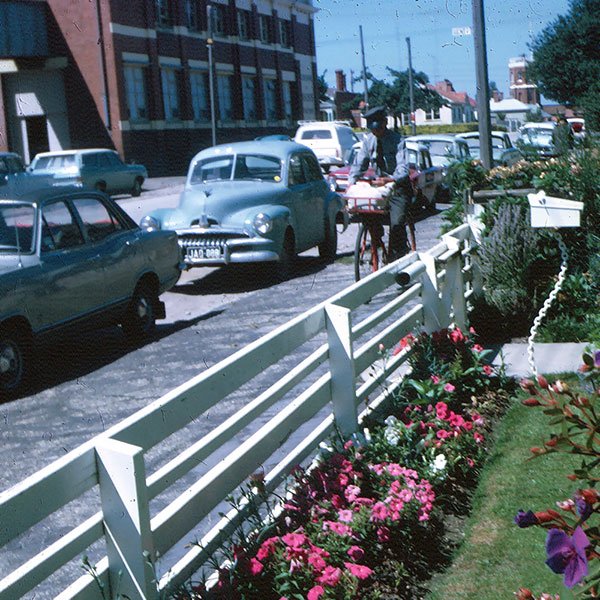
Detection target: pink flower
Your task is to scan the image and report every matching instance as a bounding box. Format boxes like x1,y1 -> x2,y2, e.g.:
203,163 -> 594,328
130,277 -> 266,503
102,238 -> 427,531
431,374 -> 441,384
474,432 -> 484,444
436,429 -> 451,440
345,485 -> 361,502
443,383 -> 456,393
317,566 -> 342,586
386,463 -> 405,476
308,552 -> 327,572
324,521 -> 353,536
482,364 -> 494,375
347,545 -> 365,561
344,562 -> 374,580
473,344 -> 484,353
343,440 -> 353,450
256,536 -> 279,560
370,501 -> 389,521
449,328 -> 465,343
282,532 -> 307,549
377,526 -> 391,542
307,586 -> 325,600
249,558 -> 263,575
435,401 -> 448,419
338,509 -> 354,523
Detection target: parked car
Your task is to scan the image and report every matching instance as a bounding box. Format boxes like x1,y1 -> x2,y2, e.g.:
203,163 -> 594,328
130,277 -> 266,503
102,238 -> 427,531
294,121 -> 361,171
29,148 -> 148,197
140,141 -> 348,273
255,134 -> 292,141
456,131 -> 523,167
0,187 -> 181,396
516,122 -> 557,159
327,140 -> 446,209
0,152 -> 52,196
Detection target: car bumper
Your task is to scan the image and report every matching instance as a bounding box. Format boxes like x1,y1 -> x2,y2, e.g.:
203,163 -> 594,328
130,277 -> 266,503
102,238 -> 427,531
177,229 -> 279,267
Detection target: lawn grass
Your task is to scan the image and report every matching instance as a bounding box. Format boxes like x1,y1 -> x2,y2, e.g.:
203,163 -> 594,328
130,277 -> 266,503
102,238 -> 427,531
425,378 -> 582,600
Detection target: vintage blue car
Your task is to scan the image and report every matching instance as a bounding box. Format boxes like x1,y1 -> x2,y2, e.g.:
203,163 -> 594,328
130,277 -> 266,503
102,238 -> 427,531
0,187 -> 181,396
140,141 -> 348,273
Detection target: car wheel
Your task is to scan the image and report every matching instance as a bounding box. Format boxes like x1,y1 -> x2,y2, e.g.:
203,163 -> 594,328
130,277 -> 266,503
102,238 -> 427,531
0,326 -> 30,397
122,283 -> 157,340
318,217 -> 338,263
131,177 -> 143,197
277,229 -> 296,281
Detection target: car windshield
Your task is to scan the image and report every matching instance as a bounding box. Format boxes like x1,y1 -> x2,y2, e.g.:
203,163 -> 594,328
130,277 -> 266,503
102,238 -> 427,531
190,153 -> 283,184
31,155 -> 77,171
424,141 -> 454,157
0,204 -> 35,253
522,128 -> 554,144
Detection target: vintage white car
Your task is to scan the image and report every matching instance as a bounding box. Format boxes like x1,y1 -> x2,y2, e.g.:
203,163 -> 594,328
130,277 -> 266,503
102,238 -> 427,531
141,141 -> 348,274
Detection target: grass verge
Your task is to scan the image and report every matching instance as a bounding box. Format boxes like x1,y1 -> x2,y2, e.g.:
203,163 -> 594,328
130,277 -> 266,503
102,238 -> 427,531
426,378 -> 581,600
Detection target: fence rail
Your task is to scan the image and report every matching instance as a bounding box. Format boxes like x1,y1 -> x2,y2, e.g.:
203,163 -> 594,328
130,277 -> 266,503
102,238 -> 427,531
0,222 -> 480,599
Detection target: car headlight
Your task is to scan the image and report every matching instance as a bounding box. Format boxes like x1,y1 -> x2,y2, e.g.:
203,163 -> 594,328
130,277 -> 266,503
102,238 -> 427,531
253,212 -> 273,235
140,215 -> 161,232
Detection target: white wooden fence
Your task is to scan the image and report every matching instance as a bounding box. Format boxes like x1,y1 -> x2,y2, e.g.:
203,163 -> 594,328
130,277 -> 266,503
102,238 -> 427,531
0,222 -> 480,599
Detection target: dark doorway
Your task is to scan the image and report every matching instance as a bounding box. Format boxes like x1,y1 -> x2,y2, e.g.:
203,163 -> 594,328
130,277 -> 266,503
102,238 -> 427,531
25,116 -> 49,161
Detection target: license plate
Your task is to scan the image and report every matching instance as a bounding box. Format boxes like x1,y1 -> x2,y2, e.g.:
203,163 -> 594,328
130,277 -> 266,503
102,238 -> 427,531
187,247 -> 222,259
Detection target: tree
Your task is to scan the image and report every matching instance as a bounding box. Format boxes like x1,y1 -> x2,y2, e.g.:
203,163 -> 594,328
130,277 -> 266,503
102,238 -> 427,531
317,71 -> 330,103
529,0 -> 600,128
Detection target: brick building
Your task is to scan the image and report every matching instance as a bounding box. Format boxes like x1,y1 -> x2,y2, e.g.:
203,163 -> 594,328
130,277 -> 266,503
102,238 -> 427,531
0,0 -> 319,175
508,55 -> 539,105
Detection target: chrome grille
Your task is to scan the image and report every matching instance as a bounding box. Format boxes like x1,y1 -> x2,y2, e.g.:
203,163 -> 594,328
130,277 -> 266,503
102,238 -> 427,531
178,233 -> 250,249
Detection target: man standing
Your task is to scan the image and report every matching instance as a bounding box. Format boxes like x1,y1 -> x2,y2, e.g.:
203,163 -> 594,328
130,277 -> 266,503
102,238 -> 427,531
348,106 -> 412,260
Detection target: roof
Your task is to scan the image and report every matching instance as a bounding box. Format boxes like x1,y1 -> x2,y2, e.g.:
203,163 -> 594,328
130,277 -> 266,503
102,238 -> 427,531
191,140 -> 309,162
490,98 -> 538,113
33,148 -> 116,158
406,134 -> 458,143
428,83 -> 475,106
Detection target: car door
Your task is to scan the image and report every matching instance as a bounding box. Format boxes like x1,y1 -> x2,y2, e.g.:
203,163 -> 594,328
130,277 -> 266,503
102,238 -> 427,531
419,150 -> 437,204
70,195 -> 143,309
36,198 -> 105,329
104,152 -> 131,193
286,153 -> 315,251
300,152 -> 326,247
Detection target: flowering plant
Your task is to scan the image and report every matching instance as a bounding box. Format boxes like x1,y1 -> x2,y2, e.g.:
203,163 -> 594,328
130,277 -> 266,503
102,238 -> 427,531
514,350 -> 600,597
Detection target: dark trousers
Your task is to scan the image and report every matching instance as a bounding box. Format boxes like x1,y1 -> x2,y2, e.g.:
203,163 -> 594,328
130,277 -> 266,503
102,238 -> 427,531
388,177 -> 412,261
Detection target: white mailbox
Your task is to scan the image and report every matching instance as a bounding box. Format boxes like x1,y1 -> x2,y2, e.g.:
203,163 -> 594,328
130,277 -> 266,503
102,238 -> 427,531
528,190 -> 583,228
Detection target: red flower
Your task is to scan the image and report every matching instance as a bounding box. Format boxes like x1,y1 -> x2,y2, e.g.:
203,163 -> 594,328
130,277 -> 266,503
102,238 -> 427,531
256,536 -> 279,561
249,558 -> 263,575
435,401 -> 449,419
482,364 -> 494,375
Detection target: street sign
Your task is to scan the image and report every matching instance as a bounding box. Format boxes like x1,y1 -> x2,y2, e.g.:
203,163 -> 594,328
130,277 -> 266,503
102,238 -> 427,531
452,26 -> 472,37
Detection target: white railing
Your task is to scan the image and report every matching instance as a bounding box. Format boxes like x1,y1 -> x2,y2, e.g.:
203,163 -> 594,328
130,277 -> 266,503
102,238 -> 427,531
0,222 -> 480,600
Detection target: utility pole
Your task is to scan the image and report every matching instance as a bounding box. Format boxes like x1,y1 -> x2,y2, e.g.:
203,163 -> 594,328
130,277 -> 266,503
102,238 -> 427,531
472,0 -> 492,169
359,26 -> 369,109
350,69 -> 355,93
207,4 -> 217,146
406,37 -> 416,135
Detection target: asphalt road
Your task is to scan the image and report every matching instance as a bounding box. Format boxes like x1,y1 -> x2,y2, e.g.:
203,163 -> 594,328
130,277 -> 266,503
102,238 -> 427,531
0,182 -> 451,597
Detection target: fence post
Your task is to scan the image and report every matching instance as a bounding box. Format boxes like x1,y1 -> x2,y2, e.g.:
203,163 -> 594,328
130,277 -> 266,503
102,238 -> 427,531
440,235 -> 467,330
96,438 -> 158,600
419,253 -> 443,333
325,303 -> 358,437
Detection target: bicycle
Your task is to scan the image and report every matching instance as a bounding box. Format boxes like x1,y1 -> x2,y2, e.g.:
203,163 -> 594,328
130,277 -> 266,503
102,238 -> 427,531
344,178 -> 417,282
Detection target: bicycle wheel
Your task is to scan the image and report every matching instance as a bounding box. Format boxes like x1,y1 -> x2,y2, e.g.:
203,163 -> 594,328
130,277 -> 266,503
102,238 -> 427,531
354,222 -> 388,281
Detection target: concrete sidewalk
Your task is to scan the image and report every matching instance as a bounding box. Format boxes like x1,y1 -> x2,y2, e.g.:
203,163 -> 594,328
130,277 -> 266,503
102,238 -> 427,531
492,342 -> 589,377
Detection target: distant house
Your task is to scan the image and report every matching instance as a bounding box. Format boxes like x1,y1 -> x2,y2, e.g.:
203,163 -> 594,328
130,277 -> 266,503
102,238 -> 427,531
489,98 -> 543,132
320,70 -> 361,124
414,80 -> 476,126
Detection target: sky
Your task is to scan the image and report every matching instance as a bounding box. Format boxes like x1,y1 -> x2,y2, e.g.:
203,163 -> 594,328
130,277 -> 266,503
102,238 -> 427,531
313,0 -> 571,99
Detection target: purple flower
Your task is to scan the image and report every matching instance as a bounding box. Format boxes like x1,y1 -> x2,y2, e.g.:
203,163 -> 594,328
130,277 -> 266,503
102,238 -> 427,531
514,509 -> 539,528
574,492 -> 593,521
545,527 -> 590,588
594,350 -> 600,368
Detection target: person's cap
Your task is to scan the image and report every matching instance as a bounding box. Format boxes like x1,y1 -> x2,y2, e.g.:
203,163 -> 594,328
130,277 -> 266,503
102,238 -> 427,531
363,106 -> 387,129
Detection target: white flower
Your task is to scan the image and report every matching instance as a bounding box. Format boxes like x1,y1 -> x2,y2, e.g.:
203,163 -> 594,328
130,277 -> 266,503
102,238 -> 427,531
384,430 -> 400,446
363,427 -> 372,443
384,415 -> 399,427
431,454 -> 447,473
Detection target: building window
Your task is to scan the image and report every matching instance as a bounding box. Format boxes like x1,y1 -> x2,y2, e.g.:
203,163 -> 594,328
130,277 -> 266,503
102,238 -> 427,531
155,0 -> 172,27
210,4 -> 227,36
282,81 -> 293,123
263,78 -> 277,121
185,0 -> 201,31
217,74 -> 233,121
258,14 -> 271,44
237,10 -> 251,40
161,68 -> 180,120
190,71 -> 210,121
278,19 -> 291,47
124,65 -> 148,120
242,76 -> 257,121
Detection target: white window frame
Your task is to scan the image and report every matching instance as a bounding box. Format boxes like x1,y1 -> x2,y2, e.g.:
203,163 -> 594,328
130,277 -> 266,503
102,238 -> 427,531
242,76 -> 257,121
185,0 -> 200,31
282,80 -> 293,123
278,19 -> 290,47
217,73 -> 233,121
161,67 -> 181,120
263,78 -> 277,121
155,0 -> 171,27
237,10 -> 250,40
211,4 -> 227,36
258,14 -> 270,44
190,70 -> 210,122
123,65 -> 148,121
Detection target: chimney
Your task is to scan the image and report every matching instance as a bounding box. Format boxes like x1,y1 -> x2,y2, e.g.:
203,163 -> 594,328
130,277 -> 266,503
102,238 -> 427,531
335,69 -> 346,92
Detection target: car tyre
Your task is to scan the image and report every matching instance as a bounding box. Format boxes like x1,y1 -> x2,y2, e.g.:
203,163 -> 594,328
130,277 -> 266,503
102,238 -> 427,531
318,218 -> 338,263
277,230 -> 296,281
132,177 -> 143,197
122,283 -> 157,341
0,326 -> 31,397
